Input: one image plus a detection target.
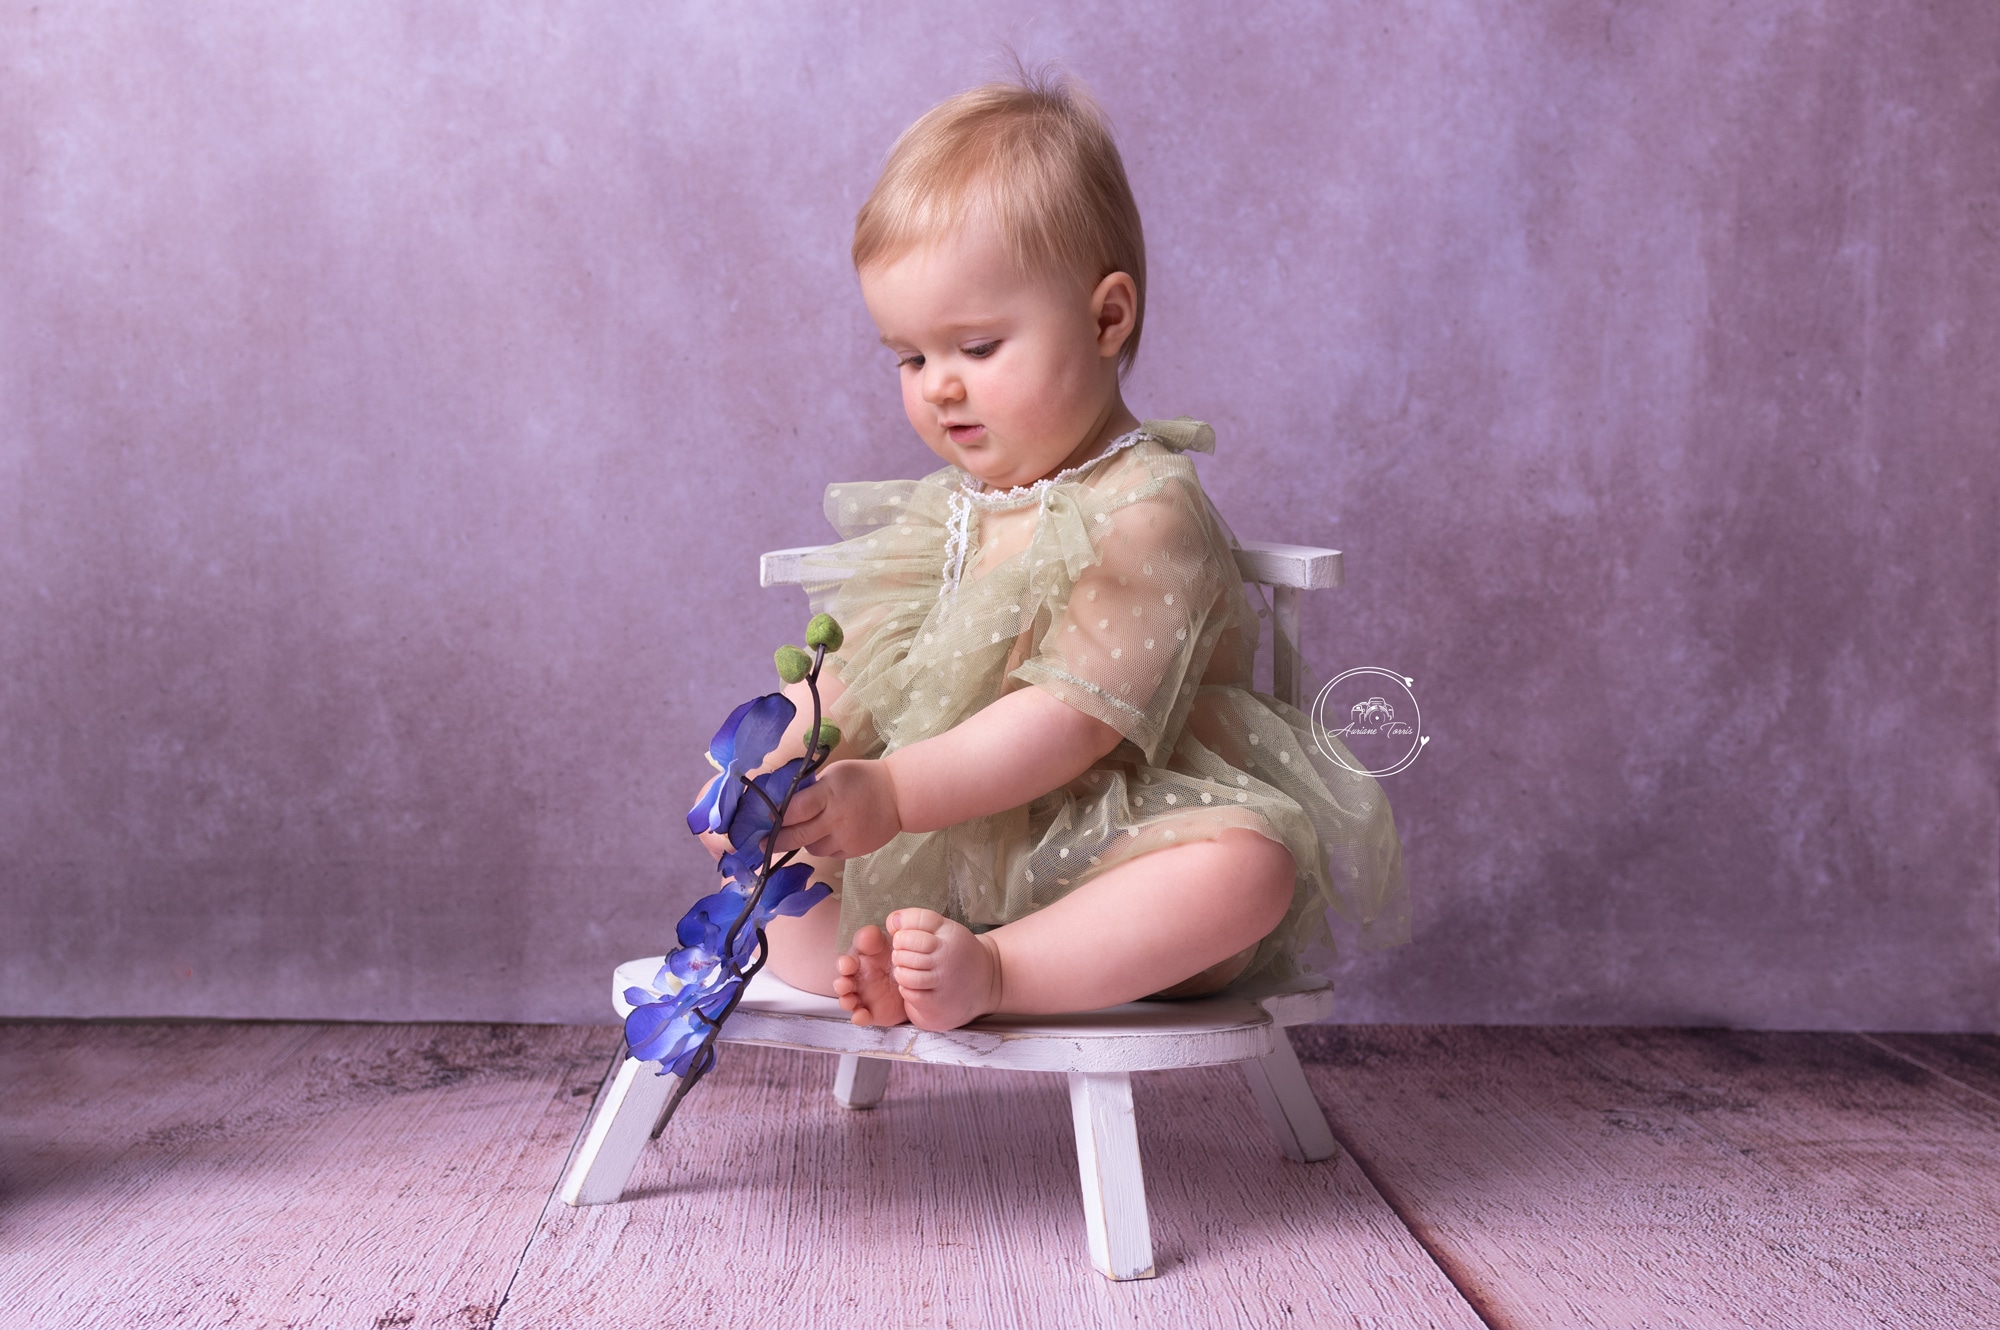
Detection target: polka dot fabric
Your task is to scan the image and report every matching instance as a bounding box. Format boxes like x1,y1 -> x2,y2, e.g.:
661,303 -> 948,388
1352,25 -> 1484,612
805,419 -> 1408,982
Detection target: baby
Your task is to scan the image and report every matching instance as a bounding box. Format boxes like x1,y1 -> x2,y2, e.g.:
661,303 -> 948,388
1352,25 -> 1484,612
738,73 -> 1406,1032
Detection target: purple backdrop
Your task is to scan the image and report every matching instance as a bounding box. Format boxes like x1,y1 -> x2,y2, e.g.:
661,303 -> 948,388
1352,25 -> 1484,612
3,3 -> 1995,1028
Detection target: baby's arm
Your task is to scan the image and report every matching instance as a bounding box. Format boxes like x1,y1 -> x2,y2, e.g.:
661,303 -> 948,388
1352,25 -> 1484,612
778,484 -> 1216,859
773,686 -> 1120,860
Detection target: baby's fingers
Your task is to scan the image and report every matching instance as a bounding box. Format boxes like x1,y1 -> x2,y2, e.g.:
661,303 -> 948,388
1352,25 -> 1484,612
769,786 -> 825,851
783,782 -> 829,822
772,817 -> 816,853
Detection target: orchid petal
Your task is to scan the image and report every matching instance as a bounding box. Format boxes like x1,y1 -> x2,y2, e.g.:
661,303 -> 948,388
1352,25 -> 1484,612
725,758 -> 812,849
679,887 -> 761,964
726,693 -> 797,772
624,1000 -> 693,1063
686,773 -> 725,836
704,697 -> 759,765
718,844 -> 765,889
689,694 -> 794,837
665,1039 -> 713,1078
767,882 -> 832,919
759,863 -> 817,909
664,947 -> 711,983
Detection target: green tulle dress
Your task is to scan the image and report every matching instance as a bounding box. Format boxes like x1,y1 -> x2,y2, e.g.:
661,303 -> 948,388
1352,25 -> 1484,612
803,418 -> 1408,983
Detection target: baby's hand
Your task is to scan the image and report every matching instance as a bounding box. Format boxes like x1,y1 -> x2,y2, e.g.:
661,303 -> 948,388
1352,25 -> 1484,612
774,759 -> 902,860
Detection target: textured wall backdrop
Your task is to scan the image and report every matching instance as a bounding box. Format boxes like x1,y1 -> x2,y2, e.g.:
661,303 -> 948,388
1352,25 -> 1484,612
3,3 -> 1995,1028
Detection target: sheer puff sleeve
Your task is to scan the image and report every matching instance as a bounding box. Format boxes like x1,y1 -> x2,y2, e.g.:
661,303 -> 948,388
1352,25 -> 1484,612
1011,444 -> 1234,766
802,475 -> 955,760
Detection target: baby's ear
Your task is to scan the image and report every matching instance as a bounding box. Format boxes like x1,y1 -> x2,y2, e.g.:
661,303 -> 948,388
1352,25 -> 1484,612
1091,271 -> 1139,355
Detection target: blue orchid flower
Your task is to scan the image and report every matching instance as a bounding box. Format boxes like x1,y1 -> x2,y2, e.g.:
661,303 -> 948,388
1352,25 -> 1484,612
676,887 -> 743,950
686,693 -> 796,837
625,976 -> 740,1074
621,861 -> 830,1076
723,757 -> 812,851
636,620 -> 839,1086
760,861 -> 832,919
676,887 -> 765,970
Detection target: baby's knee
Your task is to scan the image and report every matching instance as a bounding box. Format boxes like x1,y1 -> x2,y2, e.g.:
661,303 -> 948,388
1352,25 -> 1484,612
1214,828 -> 1297,932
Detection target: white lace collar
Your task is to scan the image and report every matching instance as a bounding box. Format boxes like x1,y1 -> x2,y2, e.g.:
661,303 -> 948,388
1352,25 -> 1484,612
940,429 -> 1153,595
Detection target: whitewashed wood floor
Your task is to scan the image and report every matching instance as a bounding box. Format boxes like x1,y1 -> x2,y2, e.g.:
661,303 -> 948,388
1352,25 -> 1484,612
3,1021 -> 1997,1329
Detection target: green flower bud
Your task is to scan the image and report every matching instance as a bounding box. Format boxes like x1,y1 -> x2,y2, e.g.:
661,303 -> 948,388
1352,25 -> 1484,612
805,613 -> 845,653
809,720 -> 842,753
774,644 -> 812,684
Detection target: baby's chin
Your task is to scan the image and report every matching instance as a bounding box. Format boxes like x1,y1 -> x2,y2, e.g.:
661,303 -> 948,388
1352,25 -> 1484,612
947,444 -> 1070,491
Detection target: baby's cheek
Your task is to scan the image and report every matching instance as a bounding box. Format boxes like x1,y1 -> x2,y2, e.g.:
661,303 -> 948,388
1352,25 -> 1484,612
991,365 -> 1052,421
901,378 -> 929,433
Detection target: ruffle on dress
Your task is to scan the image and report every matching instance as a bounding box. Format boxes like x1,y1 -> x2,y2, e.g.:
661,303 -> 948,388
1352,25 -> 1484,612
801,419 -> 1408,982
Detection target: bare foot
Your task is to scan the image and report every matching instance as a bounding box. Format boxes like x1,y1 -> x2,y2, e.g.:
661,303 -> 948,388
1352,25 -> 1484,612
887,909 -> 1004,1032
833,925 -> 906,1026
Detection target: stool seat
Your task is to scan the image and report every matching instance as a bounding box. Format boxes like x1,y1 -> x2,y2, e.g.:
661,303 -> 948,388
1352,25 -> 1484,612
611,958 -> 1334,1072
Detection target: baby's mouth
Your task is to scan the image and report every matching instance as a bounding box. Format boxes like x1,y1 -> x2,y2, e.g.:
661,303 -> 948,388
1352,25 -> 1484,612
945,423 -> 986,445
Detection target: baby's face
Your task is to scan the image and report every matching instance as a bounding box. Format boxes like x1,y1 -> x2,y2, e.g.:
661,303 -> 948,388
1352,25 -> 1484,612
859,222 -> 1127,490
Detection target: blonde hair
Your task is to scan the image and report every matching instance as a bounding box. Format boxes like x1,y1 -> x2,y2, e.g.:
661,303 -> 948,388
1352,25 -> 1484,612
852,71 -> 1147,373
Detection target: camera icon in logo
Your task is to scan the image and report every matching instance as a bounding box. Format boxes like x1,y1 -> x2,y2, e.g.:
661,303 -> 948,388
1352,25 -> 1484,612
1351,697 -> 1395,726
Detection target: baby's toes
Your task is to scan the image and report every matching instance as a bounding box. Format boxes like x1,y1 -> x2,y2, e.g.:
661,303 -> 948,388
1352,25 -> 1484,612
886,908 -> 946,935
891,926 -> 941,957
892,961 -> 939,991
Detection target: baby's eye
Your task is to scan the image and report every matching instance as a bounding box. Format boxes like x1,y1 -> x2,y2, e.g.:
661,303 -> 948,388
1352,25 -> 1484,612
964,342 -> 999,359
897,353 -> 925,370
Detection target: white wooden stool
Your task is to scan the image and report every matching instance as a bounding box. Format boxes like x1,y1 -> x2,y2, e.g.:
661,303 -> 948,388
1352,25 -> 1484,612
560,540 -> 1347,1281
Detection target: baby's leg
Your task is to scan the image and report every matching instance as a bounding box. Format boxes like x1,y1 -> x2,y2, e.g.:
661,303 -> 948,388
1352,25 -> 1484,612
760,874 -> 843,994
886,828 -> 1296,1030
761,875 -> 908,1027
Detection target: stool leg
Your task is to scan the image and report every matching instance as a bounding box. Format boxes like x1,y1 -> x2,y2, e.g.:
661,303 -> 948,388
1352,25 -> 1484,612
1067,1071 -> 1156,1280
832,1054 -> 891,1109
1273,584 -> 1304,709
560,1056 -> 679,1206
1241,1032 -> 1339,1163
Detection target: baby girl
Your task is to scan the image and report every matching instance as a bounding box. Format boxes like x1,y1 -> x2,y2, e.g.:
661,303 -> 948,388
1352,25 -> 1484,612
733,73 -> 1405,1031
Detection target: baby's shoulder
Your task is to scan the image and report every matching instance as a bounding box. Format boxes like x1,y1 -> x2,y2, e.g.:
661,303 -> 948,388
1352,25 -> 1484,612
1062,448 -> 1235,581
1084,419 -> 1216,496
1081,423 -> 1225,522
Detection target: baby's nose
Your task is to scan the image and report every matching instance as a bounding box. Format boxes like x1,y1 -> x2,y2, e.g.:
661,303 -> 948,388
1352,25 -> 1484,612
920,364 -> 963,404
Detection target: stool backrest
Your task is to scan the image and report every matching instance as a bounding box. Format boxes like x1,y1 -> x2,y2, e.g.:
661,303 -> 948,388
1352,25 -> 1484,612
757,540 -> 1342,711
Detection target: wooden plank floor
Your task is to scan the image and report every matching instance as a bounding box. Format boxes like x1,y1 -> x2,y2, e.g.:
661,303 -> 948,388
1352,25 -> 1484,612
0,1021 -> 619,1329
5,1021 -> 1998,1329
504,1050 -> 1480,1329
1294,1026 -> 2000,1330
